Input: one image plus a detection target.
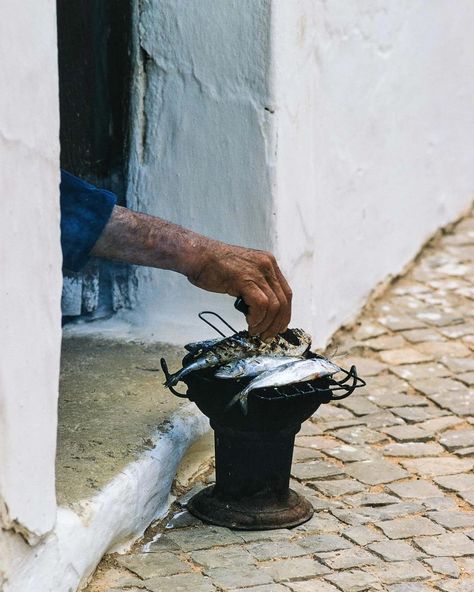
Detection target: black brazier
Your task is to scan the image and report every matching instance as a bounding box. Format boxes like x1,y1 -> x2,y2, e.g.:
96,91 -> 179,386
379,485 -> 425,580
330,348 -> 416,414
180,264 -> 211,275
162,352 -> 362,530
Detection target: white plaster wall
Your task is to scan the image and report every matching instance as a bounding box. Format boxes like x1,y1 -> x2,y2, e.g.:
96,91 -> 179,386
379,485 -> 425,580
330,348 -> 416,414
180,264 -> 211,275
272,0 -> 474,346
0,0 -> 61,546
125,0 -> 276,342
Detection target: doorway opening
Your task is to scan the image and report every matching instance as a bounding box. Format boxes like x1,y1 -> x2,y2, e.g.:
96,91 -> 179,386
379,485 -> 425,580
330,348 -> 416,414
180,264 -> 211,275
57,0 -> 134,322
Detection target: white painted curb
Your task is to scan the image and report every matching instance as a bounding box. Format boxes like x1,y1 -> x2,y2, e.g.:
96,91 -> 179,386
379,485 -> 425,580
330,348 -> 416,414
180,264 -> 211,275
6,404 -> 210,592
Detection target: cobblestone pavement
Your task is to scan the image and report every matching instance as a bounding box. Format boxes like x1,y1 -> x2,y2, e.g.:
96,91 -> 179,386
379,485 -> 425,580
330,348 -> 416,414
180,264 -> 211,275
87,212 -> 474,592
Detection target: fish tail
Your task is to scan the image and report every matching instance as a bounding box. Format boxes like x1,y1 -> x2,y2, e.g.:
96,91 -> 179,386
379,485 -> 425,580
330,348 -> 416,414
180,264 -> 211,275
225,386 -> 250,413
164,366 -> 190,388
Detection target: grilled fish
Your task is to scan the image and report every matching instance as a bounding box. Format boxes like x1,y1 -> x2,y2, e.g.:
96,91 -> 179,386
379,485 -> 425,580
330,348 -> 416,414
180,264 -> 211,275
165,328 -> 311,387
184,338 -> 221,354
214,355 -> 303,379
227,357 -> 341,414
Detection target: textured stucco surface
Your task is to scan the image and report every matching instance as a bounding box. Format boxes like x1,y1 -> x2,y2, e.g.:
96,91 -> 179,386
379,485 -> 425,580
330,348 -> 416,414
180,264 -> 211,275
123,0 -> 275,342
0,0 -> 61,540
272,0 -> 474,345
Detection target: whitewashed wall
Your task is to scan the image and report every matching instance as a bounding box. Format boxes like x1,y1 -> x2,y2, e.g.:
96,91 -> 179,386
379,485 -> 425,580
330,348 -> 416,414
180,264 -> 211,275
120,0 -> 474,346
124,0 -> 274,342
0,0 -> 61,573
272,0 -> 474,345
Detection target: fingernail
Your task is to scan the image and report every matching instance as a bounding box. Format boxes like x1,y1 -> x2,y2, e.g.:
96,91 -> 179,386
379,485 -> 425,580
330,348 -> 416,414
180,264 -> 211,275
264,337 -> 273,344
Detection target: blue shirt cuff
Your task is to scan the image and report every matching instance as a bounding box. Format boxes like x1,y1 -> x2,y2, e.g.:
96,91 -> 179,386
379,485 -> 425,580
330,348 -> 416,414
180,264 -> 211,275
60,170 -> 117,272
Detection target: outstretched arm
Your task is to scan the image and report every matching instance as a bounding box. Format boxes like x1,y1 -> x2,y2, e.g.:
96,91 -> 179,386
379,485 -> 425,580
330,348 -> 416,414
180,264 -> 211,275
91,206 -> 292,340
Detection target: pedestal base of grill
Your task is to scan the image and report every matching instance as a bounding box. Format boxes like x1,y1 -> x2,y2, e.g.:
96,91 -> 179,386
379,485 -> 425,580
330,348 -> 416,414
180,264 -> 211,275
188,485 -> 313,530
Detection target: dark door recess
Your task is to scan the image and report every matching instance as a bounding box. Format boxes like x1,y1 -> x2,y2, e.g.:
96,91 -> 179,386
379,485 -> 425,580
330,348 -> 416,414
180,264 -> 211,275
57,0 -> 134,321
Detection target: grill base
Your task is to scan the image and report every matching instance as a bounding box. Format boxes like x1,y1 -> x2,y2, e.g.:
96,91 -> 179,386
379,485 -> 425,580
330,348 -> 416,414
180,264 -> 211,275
188,485 -> 313,530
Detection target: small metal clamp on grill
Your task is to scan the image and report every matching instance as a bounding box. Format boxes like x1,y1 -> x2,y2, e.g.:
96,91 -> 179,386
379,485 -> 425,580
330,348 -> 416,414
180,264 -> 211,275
161,307 -> 366,530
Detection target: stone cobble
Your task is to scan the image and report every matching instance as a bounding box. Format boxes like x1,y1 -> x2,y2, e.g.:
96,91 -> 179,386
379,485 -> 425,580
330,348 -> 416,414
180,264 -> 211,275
86,212 -> 474,591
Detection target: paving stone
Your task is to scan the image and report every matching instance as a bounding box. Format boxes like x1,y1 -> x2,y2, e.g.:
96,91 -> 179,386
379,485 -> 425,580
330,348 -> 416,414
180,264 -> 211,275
245,541 -> 307,561
441,356 -> 474,373
340,397 -> 380,416
316,405 -> 356,421
233,585 -> 288,592
358,502 -> 424,522
286,582 -> 341,592
379,315 -> 426,332
342,525 -> 386,546
391,406 -> 442,422
383,442 -> 444,457
165,509 -> 203,529
237,529 -> 293,543
387,585 -> 432,592
145,573 -> 215,592
177,484 -> 206,507
190,547 -> 255,569
415,310 -> 465,328
369,539 -> 423,561
367,392 -> 426,409
203,565 -> 273,589
458,371 -> 474,386
402,328 -> 445,343
414,382 -> 474,417
298,421 -> 324,436
365,335 -> 408,351
344,492 -> 400,508
298,534 -> 353,553
325,444 -> 379,463
421,496 -> 458,511
295,435 -> 340,449
376,516 -> 444,539
391,363 -> 451,381
455,446 -> 474,456
362,410 -> 405,429
435,579 -> 474,592
295,512 -> 343,534
293,446 -> 325,462
458,490 -> 474,506
440,429 -> 474,450
116,551 -> 192,579
321,547 -> 379,569
325,568 -> 380,592
320,418 -> 366,431
427,510 -> 474,529
345,459 -> 409,485
434,472 -> 474,494
371,560 -> 431,584
332,426 -> 388,445
142,533 -> 180,552
383,425 -> 432,442
309,479 -> 365,497
417,341 -> 471,358
417,415 -> 464,434
387,480 -> 445,499
379,348 -> 433,365
457,556 -> 474,574
166,526 -> 243,551
424,556 -> 460,577
291,460 -> 345,481
354,323 -> 388,341
401,457 -> 474,477
259,556 -> 330,582
414,533 -> 474,557
339,356 -> 388,376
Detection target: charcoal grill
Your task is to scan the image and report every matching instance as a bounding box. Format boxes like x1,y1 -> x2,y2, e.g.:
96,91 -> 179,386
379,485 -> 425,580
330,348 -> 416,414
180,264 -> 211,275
161,313 -> 365,530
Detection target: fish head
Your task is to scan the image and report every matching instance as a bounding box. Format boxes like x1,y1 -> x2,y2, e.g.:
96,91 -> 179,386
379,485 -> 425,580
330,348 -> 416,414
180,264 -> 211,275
282,328 -> 311,350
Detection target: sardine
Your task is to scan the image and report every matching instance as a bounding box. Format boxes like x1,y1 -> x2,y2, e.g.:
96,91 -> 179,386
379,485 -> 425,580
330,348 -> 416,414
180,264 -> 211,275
165,328 -> 311,387
184,338 -> 221,353
214,355 -> 303,379
227,357 -> 341,414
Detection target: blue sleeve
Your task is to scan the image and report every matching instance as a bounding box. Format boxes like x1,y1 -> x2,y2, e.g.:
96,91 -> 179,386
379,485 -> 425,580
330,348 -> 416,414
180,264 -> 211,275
60,170 -> 117,272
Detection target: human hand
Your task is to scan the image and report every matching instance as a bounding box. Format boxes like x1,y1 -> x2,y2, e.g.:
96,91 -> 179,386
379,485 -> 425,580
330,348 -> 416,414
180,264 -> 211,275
187,241 -> 292,340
